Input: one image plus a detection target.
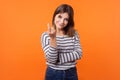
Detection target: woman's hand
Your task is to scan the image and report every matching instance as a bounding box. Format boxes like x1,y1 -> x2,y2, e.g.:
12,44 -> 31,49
47,23 -> 56,39
47,23 -> 57,47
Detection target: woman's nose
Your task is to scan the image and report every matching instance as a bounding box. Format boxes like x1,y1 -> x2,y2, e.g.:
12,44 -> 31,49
60,19 -> 64,23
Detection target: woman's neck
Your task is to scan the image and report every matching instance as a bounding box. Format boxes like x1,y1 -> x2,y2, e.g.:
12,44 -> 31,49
56,30 -> 65,36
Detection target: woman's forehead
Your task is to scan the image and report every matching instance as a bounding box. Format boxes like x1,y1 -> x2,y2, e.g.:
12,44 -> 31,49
56,12 -> 69,17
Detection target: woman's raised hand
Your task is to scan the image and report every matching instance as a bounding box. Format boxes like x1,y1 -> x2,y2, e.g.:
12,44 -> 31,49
47,23 -> 56,39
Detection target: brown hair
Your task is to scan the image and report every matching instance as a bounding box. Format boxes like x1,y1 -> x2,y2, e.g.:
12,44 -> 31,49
52,4 -> 75,37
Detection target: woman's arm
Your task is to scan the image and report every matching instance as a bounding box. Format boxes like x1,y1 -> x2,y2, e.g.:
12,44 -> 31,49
41,32 -> 58,64
59,32 -> 82,64
41,23 -> 58,64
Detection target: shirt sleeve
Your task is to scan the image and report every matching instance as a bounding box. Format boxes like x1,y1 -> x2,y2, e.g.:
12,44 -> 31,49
59,32 -> 82,64
41,32 -> 58,64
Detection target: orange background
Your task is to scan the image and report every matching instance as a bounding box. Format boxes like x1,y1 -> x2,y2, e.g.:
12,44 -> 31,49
0,0 -> 120,80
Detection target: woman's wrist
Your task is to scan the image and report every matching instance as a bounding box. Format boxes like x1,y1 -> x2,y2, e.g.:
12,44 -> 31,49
50,38 -> 57,48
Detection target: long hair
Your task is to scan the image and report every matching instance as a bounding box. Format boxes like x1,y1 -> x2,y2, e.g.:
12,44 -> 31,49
52,4 -> 75,37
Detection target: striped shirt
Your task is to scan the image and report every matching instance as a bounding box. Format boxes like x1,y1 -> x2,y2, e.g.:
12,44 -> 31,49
41,32 -> 82,70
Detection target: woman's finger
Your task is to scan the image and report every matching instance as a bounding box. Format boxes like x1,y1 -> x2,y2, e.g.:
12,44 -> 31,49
47,23 -> 51,32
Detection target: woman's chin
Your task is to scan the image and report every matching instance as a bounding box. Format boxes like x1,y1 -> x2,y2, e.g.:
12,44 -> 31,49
58,27 -> 64,30
57,25 -> 65,29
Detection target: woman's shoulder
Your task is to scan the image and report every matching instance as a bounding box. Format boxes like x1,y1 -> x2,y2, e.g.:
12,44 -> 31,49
73,31 -> 80,39
74,31 -> 79,36
41,32 -> 48,36
41,32 -> 49,38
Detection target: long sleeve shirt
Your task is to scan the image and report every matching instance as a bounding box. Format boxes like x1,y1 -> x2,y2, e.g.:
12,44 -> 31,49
41,32 -> 82,70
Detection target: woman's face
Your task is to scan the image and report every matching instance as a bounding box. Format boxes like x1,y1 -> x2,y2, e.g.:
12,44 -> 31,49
54,12 -> 69,30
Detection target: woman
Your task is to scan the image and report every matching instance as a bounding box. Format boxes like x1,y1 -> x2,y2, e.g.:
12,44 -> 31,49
41,4 -> 82,80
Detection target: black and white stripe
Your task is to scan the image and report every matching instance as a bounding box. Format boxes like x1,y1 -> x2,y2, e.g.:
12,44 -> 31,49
41,32 -> 82,70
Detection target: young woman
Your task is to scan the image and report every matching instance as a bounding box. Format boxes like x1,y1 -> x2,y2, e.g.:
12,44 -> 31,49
41,4 -> 82,80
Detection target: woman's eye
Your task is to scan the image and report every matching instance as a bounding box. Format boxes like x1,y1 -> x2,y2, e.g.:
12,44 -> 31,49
58,15 -> 62,18
65,18 -> 69,21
